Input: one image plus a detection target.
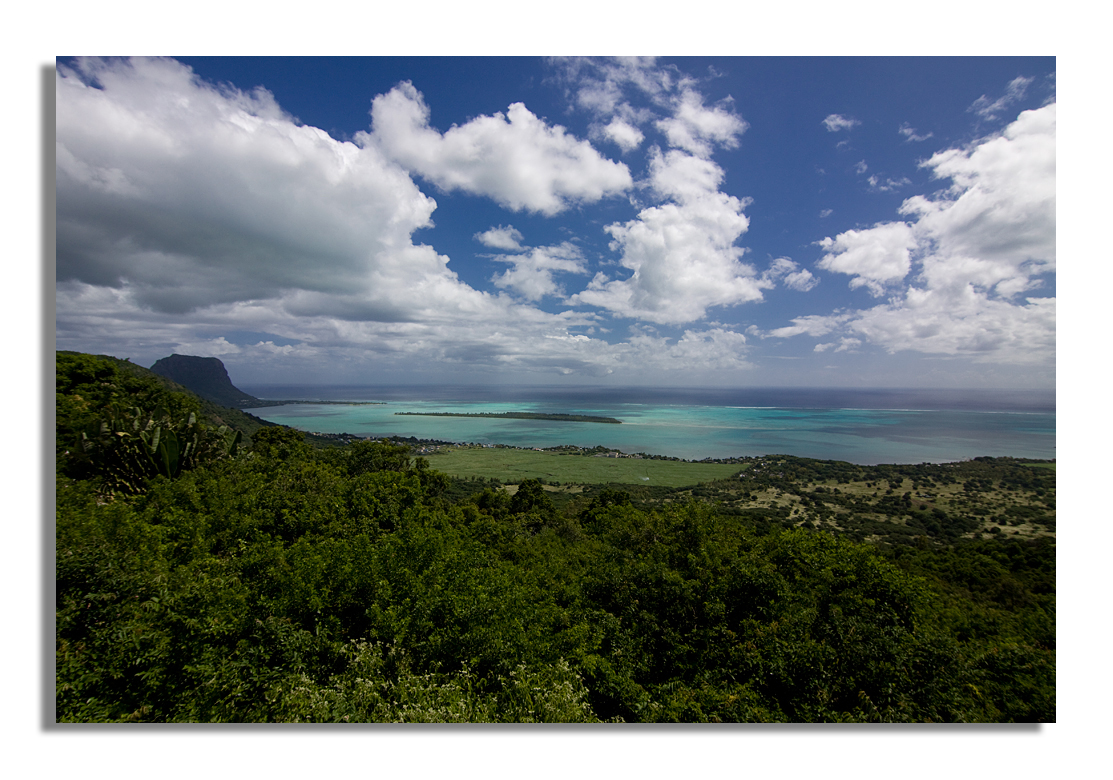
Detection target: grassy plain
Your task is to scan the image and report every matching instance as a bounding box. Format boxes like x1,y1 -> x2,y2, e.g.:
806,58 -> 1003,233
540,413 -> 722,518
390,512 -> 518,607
423,446 -> 744,487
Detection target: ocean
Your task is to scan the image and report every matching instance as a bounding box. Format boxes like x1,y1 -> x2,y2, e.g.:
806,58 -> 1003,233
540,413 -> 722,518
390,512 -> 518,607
238,385 -> 1056,465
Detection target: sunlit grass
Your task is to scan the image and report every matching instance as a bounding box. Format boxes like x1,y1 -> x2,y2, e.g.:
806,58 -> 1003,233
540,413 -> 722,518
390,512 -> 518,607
423,446 -> 744,487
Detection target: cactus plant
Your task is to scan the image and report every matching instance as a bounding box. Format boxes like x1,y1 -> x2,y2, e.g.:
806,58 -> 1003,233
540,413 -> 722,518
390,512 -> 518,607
75,405 -> 242,495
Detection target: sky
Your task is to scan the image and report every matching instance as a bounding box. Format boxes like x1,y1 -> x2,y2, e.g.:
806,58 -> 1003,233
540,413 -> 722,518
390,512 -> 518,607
55,56 -> 1056,390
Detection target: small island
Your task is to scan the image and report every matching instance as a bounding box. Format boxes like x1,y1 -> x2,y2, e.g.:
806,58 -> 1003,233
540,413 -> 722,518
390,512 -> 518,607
395,411 -> 622,424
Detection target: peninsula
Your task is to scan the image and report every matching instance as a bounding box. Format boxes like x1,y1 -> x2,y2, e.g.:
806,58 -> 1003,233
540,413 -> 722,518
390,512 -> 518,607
395,411 -> 622,424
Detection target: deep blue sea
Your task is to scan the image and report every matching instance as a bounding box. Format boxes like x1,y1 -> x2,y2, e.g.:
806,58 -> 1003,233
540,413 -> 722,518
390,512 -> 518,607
239,385 -> 1055,465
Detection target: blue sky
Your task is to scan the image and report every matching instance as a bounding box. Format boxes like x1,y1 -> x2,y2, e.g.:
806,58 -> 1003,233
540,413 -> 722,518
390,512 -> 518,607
55,56 -> 1056,389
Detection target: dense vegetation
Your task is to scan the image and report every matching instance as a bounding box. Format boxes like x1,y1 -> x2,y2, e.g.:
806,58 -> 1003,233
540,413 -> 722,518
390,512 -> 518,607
55,352 -> 1054,722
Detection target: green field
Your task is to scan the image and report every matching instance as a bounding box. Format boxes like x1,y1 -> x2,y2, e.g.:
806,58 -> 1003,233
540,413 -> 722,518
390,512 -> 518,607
423,446 -> 744,486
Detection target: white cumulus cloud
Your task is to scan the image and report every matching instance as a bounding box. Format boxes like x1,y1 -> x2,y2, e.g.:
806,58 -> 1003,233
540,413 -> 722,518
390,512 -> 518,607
847,289 -> 1055,363
602,118 -> 645,152
778,100 -> 1056,365
569,149 -> 766,324
555,56 -> 677,118
53,58 -> 603,380
366,81 -> 632,216
902,102 -> 1056,294
625,327 -> 752,371
763,257 -> 819,292
816,222 -> 917,296
56,57 -> 478,321
655,89 -> 747,158
823,114 -> 860,132
475,225 -> 526,251
54,57 -> 773,384
490,243 -> 588,301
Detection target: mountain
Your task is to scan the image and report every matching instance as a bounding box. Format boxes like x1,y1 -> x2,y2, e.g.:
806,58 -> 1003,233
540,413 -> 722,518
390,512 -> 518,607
150,354 -> 262,408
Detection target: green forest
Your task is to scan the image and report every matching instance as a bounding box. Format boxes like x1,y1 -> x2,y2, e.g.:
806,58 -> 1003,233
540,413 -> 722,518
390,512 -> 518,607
55,351 -> 1055,722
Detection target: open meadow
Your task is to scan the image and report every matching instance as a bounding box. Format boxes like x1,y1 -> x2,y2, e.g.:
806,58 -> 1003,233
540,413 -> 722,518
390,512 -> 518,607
423,446 -> 745,486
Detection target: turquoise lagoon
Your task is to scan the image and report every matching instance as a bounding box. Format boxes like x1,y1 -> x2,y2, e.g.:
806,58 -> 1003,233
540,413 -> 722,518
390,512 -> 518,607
240,386 -> 1055,465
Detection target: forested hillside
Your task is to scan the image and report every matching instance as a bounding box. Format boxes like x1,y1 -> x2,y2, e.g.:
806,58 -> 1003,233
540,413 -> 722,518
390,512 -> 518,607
55,352 -> 1055,722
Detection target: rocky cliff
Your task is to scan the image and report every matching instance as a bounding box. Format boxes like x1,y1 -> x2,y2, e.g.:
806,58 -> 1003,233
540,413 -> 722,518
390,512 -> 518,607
150,354 -> 261,408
